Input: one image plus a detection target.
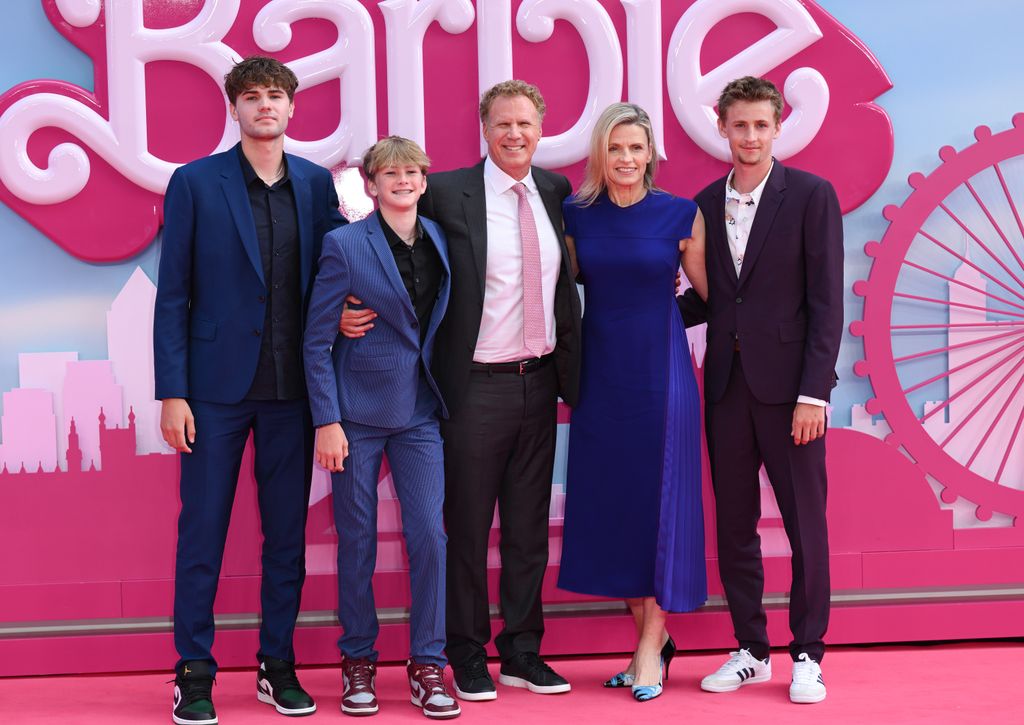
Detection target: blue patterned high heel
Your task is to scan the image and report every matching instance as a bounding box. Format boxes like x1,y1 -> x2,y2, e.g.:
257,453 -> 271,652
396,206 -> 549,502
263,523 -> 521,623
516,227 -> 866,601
631,658 -> 664,702
603,671 -> 635,688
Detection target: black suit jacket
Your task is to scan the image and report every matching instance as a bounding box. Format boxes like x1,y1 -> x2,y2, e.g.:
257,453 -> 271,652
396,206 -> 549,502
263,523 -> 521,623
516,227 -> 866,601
418,160 -> 582,415
694,160 -> 844,405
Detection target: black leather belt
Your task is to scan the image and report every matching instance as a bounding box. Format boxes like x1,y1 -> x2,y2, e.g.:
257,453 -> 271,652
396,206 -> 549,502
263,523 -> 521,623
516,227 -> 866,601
470,354 -> 553,375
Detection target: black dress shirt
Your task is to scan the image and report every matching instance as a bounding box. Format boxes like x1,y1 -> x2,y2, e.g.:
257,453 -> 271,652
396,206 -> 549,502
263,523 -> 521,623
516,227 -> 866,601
237,146 -> 305,400
378,210 -> 442,346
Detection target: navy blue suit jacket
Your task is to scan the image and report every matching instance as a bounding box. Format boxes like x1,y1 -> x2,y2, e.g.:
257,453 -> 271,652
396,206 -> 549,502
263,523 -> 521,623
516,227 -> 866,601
695,160 -> 844,405
304,213 -> 451,430
154,144 -> 346,404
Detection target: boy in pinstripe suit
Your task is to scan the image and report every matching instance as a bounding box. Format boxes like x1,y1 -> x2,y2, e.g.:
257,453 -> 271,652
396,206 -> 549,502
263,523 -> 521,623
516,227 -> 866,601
303,137 -> 459,719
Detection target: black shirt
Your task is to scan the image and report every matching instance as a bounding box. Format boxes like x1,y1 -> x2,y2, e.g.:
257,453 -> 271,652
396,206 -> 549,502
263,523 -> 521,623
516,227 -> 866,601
378,210 -> 442,346
237,146 -> 304,400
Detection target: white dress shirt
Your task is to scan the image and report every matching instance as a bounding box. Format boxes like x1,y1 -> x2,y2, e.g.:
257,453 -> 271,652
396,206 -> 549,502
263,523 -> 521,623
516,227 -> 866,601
724,164 -> 826,408
474,157 -> 561,363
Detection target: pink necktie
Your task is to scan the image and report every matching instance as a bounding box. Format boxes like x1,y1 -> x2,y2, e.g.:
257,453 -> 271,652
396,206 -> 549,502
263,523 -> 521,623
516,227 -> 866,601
511,182 -> 546,358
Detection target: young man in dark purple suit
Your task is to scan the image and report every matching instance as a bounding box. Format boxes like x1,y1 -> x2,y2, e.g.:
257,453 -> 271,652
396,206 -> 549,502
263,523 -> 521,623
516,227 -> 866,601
692,77 -> 843,704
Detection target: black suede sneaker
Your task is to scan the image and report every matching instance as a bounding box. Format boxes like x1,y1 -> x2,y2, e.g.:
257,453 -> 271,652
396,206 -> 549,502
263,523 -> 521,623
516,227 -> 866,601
172,660 -> 217,725
452,655 -> 496,702
498,652 -> 571,694
257,655 -> 317,716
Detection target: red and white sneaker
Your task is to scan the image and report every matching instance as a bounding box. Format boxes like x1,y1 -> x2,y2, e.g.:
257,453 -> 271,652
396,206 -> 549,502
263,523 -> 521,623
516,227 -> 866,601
341,657 -> 378,717
408,661 -> 461,719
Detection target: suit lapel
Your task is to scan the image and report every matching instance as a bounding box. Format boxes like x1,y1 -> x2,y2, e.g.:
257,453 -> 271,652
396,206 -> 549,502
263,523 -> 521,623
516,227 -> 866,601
737,161 -> 786,291
534,169 -> 573,280
220,150 -> 264,286
462,162 -> 488,300
706,183 -> 738,286
423,217 -> 451,342
365,213 -> 417,325
288,155 -> 315,295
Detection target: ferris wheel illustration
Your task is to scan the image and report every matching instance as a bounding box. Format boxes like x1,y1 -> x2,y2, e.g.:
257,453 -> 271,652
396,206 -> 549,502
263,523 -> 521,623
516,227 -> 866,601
852,114 -> 1024,521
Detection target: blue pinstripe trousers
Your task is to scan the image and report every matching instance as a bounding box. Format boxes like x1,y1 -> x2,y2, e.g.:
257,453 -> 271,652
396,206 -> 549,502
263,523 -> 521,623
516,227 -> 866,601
331,379 -> 447,666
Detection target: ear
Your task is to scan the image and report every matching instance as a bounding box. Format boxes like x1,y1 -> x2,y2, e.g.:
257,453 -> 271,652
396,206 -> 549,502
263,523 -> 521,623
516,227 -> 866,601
229,104 -> 239,122
366,178 -> 378,198
288,100 -> 295,119
717,118 -> 727,139
773,121 -> 781,139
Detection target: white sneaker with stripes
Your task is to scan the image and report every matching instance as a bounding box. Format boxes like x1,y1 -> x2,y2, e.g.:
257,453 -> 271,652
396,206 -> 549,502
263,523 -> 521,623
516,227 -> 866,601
700,649 -> 771,693
789,653 -> 826,703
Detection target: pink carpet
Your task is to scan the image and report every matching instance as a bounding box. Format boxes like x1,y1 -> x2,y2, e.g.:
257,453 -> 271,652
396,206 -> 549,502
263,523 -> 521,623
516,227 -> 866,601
1,642 -> 1016,724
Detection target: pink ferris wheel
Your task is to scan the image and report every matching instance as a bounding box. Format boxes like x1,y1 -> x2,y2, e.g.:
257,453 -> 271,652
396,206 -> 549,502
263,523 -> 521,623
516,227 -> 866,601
852,115 -> 1024,521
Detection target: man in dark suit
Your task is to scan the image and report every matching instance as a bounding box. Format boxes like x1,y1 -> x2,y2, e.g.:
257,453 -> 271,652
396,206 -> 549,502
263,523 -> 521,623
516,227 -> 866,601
342,80 -> 581,701
303,136 -> 460,719
692,77 -> 843,704
154,56 -> 346,725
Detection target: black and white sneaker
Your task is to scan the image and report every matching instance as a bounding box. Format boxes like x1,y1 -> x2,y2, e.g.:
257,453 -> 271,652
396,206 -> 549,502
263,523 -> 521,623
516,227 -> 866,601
700,649 -> 771,693
172,660 -> 217,725
497,652 -> 571,694
257,655 -> 317,716
452,655 -> 497,701
789,653 -> 826,704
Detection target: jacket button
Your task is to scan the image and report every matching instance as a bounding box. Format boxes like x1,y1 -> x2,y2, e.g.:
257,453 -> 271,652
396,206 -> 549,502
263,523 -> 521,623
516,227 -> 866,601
411,321 -> 419,329
736,297 -> 743,304
258,295 -> 266,303
253,329 -> 261,336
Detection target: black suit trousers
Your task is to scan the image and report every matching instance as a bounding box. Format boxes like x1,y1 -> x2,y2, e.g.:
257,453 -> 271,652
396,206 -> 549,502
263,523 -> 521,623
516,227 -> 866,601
705,352 -> 830,662
441,364 -> 559,665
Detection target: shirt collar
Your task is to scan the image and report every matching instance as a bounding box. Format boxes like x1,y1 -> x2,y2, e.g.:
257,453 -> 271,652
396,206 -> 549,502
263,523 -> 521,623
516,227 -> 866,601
725,160 -> 773,206
378,209 -> 424,251
237,143 -> 290,188
484,156 -> 538,196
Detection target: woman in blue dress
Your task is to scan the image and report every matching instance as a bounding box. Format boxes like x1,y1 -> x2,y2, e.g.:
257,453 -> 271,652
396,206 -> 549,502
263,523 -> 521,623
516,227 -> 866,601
558,103 -> 708,701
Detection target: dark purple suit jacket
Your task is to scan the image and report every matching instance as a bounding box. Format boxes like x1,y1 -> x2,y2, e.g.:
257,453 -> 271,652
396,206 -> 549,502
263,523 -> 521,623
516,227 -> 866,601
694,160 -> 844,405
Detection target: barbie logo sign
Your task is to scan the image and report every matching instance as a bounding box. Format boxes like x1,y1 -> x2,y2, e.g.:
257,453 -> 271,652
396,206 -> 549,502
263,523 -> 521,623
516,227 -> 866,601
0,0 -> 893,261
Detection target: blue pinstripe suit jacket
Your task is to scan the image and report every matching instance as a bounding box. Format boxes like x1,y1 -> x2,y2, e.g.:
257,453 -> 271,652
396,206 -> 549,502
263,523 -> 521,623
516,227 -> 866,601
304,212 -> 450,429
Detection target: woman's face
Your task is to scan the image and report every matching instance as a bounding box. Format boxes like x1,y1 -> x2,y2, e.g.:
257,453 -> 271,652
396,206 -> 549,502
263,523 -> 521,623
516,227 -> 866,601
604,123 -> 652,191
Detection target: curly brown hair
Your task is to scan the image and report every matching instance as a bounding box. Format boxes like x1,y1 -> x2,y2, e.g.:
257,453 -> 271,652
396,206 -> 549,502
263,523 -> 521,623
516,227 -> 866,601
716,76 -> 783,124
479,80 -> 546,123
223,56 -> 299,105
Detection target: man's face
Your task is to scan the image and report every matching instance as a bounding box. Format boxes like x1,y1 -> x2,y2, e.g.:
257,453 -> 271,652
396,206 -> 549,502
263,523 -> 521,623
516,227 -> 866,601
367,164 -> 427,214
717,100 -> 780,169
482,94 -> 542,180
230,84 -> 294,142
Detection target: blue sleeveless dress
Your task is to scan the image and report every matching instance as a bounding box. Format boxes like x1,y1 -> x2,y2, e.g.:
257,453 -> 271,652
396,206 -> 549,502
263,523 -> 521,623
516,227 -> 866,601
557,190 -> 707,613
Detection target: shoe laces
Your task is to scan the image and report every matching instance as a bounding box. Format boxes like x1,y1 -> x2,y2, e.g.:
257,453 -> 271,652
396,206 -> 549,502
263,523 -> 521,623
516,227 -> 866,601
518,651 -> 555,676
344,659 -> 375,691
791,654 -> 821,685
266,663 -> 302,692
173,674 -> 214,705
412,663 -> 447,696
719,648 -> 758,673
463,656 -> 489,680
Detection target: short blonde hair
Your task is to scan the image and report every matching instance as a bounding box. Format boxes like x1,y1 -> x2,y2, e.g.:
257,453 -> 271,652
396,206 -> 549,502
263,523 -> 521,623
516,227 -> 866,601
362,136 -> 431,180
479,80 -> 546,123
575,103 -> 659,207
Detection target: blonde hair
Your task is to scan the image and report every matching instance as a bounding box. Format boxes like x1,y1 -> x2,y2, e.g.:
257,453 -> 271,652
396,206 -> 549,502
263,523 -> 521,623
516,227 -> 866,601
362,136 -> 431,180
479,80 -> 547,123
575,103 -> 659,207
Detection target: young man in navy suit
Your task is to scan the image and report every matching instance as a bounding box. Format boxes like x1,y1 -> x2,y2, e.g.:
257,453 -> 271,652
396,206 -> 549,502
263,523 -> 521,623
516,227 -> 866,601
155,56 -> 346,725
303,137 -> 460,719
693,77 -> 843,704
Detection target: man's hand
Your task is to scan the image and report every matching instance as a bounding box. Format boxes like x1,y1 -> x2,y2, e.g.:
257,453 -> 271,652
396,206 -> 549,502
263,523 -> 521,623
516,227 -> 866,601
316,423 -> 350,472
339,295 -> 377,338
161,398 -> 196,453
791,402 -> 826,445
